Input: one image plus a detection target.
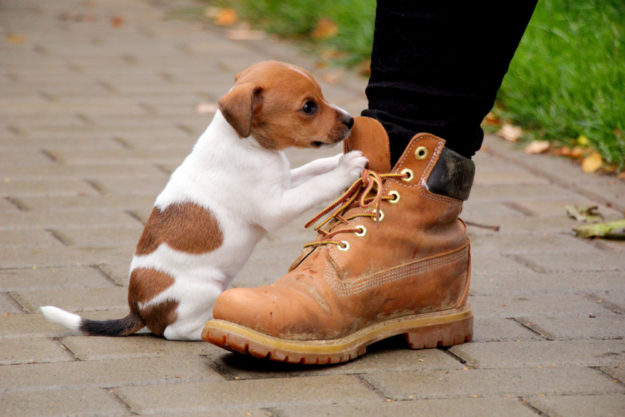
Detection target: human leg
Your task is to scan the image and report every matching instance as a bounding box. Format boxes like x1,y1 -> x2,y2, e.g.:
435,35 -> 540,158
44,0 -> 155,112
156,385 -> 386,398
363,1 -> 537,163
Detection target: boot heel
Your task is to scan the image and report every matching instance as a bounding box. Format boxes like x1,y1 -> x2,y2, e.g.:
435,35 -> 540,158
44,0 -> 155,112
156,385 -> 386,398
404,313 -> 473,349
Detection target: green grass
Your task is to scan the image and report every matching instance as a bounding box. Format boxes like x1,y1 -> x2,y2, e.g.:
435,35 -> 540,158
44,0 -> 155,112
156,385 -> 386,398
214,0 -> 625,170
498,0 -> 625,170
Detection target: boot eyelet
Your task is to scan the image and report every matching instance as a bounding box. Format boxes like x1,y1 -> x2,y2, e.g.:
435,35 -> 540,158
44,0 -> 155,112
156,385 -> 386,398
401,168 -> 414,182
355,225 -> 367,237
388,190 -> 400,204
415,146 -> 428,160
371,209 -> 385,222
338,241 -> 350,251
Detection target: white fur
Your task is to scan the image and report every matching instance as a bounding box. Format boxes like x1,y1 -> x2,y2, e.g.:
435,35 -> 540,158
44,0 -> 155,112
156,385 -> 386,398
40,306 -> 81,331
42,110 -> 367,341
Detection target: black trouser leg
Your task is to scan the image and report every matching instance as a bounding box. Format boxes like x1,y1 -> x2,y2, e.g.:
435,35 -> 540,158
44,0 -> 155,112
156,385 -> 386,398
362,1 -> 537,163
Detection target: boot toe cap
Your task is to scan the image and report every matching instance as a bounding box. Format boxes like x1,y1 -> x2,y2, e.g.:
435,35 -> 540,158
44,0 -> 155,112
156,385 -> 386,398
212,287 -> 266,328
212,284 -> 338,340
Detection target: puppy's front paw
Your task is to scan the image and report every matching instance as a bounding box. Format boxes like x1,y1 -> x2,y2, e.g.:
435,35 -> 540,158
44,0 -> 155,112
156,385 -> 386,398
339,150 -> 368,180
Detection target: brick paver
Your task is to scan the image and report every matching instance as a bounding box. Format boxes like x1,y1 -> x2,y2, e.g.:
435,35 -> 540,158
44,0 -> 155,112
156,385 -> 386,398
1,0 -> 624,416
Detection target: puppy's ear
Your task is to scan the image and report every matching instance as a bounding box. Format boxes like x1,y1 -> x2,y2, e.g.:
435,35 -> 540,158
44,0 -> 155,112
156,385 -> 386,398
218,83 -> 263,138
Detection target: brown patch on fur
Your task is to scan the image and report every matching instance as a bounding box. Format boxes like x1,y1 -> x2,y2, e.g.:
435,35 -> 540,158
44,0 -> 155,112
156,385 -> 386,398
139,299 -> 179,336
128,267 -> 178,336
128,267 -> 175,304
219,61 -> 352,150
135,202 -> 223,256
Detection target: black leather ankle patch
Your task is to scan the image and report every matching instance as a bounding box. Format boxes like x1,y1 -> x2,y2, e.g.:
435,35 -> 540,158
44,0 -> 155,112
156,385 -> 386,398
426,147 -> 475,201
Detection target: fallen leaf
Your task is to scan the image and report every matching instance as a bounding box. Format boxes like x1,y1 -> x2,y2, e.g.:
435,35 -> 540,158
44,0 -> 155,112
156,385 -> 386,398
357,59 -> 371,76
312,18 -> 338,40
554,146 -> 584,159
483,111 -> 500,126
565,205 -> 604,223
573,219 -> 625,239
196,102 -> 218,114
110,16 -> 124,27
581,151 -> 602,173
215,8 -> 238,26
7,33 -> 26,43
618,171 -> 625,181
497,123 -> 522,142
577,135 -> 589,146
524,140 -> 550,154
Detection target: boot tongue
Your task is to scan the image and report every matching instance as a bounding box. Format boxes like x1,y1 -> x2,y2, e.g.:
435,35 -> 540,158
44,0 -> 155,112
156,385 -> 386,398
343,116 -> 391,173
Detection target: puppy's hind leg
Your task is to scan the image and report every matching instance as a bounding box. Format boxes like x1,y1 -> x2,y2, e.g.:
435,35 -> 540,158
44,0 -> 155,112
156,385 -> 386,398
162,282 -> 222,341
163,306 -> 213,341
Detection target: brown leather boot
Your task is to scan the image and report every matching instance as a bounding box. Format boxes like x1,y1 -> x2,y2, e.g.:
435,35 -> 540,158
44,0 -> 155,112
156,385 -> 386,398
202,116 -> 476,364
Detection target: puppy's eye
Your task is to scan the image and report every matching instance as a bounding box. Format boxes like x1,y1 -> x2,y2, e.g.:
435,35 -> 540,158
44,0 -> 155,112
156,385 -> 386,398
301,100 -> 317,115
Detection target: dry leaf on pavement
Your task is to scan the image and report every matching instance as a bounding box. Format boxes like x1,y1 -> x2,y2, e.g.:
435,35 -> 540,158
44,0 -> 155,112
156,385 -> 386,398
7,33 -> 26,43
111,16 -> 124,27
524,140 -> 550,154
215,8 -> 238,26
497,123 -> 523,142
565,205 -> 604,223
581,151 -> 602,173
312,18 -> 338,40
573,219 -> 625,239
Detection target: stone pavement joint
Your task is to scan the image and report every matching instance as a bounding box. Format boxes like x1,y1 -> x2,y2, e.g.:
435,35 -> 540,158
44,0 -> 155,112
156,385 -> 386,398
1,0 -> 624,416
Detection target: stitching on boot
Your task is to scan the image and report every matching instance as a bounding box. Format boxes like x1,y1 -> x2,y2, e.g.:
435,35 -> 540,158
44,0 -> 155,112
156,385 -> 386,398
391,136 -> 442,189
324,245 -> 469,297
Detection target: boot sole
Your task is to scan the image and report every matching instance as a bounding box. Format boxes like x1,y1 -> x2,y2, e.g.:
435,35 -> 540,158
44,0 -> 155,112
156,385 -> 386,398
202,304 -> 472,365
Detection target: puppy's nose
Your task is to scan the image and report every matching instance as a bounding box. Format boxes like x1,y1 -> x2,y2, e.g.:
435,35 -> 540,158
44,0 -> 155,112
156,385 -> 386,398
343,115 -> 354,129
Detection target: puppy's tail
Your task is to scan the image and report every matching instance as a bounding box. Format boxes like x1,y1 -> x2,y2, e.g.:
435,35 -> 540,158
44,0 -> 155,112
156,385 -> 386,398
40,306 -> 144,337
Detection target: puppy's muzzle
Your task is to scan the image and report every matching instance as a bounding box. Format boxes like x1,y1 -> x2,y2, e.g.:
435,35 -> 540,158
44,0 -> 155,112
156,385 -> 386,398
311,112 -> 354,147
342,115 -> 354,130
332,114 -> 354,143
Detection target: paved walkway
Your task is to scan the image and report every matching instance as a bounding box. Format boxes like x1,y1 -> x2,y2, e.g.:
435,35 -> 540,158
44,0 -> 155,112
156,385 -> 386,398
1,0 -> 624,416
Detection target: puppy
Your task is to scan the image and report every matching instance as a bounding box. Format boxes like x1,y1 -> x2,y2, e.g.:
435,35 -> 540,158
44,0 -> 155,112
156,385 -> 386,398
41,61 -> 368,340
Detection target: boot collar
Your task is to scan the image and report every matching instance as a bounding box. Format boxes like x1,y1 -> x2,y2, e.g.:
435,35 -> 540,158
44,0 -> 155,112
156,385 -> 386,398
343,116 -> 391,173
344,116 -> 474,201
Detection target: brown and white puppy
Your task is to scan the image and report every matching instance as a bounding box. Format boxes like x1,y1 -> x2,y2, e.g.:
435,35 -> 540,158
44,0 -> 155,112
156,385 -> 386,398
41,61 -> 368,340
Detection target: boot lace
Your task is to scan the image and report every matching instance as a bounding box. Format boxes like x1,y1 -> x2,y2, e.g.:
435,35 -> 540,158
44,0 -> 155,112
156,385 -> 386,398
303,169 -> 408,250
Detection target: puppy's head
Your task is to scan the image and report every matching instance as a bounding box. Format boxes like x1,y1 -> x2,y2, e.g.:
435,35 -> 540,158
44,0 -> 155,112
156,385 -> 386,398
218,61 -> 354,150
